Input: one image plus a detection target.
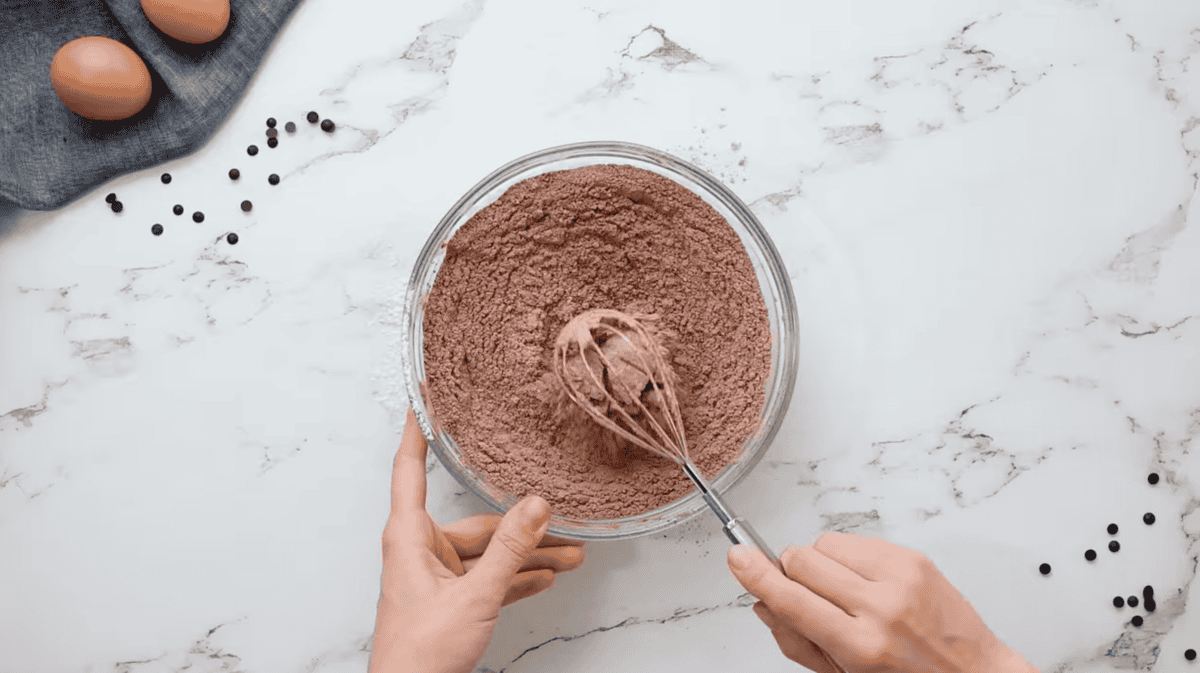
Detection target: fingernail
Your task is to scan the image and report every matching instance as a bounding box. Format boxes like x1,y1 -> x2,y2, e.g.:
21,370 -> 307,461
524,495 -> 551,528
729,545 -> 752,572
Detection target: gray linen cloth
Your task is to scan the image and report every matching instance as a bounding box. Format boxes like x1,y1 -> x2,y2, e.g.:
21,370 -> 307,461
0,0 -> 304,211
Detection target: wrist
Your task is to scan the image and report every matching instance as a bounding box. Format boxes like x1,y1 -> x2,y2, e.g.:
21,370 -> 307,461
368,636 -> 437,673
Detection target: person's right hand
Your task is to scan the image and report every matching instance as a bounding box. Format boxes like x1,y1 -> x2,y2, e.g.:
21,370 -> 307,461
727,532 -> 1038,673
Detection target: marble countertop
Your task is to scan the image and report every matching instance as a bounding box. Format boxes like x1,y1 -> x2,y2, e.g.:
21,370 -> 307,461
3,0 -> 1199,671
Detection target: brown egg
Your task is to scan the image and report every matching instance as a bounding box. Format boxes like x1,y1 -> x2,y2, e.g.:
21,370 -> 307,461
140,0 -> 230,44
50,37 -> 152,121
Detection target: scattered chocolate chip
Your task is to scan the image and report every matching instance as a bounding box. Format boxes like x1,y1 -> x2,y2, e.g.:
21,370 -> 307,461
248,145 -> 258,156
266,127 -> 278,138
1114,596 -> 1125,608
229,168 -> 240,180
151,223 -> 163,236
1109,541 -> 1120,552
105,193 -> 116,203
285,121 -> 296,133
1085,549 -> 1097,561
227,232 -> 238,245
1132,615 -> 1143,627
161,173 -> 171,184
307,111 -> 319,123
174,204 -> 184,215
1148,472 -> 1159,485
193,211 -> 204,223
267,117 -> 276,128
1039,563 -> 1051,575
321,118 -> 334,132
1108,523 -> 1118,535
1185,649 -> 1195,661
1128,596 -> 1139,608
268,173 -> 279,185
267,137 -> 278,148
111,201 -> 123,213
241,200 -> 252,212
1144,512 -> 1155,525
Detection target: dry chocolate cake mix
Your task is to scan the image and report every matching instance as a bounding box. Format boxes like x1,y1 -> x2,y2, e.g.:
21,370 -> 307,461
423,164 -> 771,519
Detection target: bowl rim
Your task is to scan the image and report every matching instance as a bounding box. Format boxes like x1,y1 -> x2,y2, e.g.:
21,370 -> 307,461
401,140 -> 799,540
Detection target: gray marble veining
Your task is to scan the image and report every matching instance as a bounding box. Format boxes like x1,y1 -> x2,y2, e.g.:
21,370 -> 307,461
2,1 -> 1199,671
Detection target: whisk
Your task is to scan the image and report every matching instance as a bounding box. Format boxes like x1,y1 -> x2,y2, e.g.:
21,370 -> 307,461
553,308 -> 845,673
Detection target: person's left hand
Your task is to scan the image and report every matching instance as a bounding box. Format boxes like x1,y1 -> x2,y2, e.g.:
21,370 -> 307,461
368,408 -> 587,673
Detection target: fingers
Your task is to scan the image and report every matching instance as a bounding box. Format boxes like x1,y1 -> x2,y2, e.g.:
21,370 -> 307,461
441,513 -> 585,558
752,600 -> 774,627
439,514 -> 498,557
391,408 -> 429,517
466,496 -> 552,600
431,522 -> 466,577
727,545 -> 851,649
780,544 -> 868,615
462,545 -> 585,574
501,569 -> 556,607
752,601 -> 842,673
811,530 -> 895,582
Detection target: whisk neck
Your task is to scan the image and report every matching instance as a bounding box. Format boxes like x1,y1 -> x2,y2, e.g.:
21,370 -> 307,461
681,460 -> 735,526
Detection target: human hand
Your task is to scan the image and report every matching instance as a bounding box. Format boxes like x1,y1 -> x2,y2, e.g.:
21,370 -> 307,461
368,408 -> 587,673
727,532 -> 1037,673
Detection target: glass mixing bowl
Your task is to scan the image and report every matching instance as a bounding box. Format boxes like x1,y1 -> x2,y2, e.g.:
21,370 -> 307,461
401,140 -> 799,541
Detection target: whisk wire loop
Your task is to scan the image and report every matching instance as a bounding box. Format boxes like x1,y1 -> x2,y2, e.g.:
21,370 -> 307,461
552,309 -> 687,465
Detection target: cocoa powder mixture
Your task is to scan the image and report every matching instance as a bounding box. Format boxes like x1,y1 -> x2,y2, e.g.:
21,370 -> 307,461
422,164 -> 771,520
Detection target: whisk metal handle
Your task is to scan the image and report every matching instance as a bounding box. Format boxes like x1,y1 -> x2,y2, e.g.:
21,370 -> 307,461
681,461 -> 782,565
682,462 -> 847,673
724,517 -> 783,571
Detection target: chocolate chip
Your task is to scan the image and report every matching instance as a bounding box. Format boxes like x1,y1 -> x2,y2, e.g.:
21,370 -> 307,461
307,111 -> 319,123
227,232 -> 239,245
105,193 -> 116,203
1146,599 -> 1156,612
1148,472 -> 1159,485
266,127 -> 278,138
321,118 -> 334,132
1144,585 -> 1154,599
174,204 -> 183,215
161,173 -> 171,184
241,200 -> 252,212
267,137 -> 278,149
268,173 -> 280,185
285,121 -> 296,133
1185,649 -> 1195,660
1108,523 -> 1118,535
1132,615 -> 1143,627
1114,596 -> 1124,608
151,223 -> 163,236
1109,540 -> 1120,552
267,117 -> 276,128
1128,596 -> 1139,608
1039,563 -> 1051,575
229,168 -> 240,180
111,201 -> 122,213
1144,512 -> 1155,525
193,211 -> 204,223
1085,549 -> 1096,561
248,145 -> 258,156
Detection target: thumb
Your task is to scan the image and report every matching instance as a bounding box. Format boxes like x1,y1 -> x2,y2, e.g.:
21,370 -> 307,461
468,495 -> 552,598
